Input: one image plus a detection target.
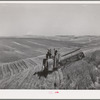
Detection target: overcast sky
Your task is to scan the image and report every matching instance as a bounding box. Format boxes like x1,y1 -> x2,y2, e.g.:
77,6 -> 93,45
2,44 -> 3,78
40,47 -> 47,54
0,4 -> 100,36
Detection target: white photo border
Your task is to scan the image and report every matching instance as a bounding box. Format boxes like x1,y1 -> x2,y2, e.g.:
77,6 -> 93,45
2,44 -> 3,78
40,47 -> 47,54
0,1 -> 100,99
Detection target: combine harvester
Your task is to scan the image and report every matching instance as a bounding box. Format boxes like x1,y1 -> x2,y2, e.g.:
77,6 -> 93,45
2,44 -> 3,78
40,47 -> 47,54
34,48 -> 85,78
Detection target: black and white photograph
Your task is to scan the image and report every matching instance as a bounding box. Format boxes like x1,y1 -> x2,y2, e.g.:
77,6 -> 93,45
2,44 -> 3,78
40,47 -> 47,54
0,2 -> 100,90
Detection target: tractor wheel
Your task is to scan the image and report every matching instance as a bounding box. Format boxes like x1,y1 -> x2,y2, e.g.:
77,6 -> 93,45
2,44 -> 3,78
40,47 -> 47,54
78,53 -> 83,59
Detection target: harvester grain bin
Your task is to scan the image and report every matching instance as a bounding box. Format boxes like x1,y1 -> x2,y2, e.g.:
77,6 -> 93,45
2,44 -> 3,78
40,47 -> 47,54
59,48 -> 85,66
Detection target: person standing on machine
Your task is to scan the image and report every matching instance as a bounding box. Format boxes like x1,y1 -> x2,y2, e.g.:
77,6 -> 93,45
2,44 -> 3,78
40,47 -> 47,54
46,49 -> 52,59
53,50 -> 58,69
53,49 -> 61,69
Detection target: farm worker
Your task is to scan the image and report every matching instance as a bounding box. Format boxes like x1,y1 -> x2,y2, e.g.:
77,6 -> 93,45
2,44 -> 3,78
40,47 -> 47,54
53,50 -> 58,69
46,49 -> 52,59
54,50 -> 61,69
53,49 -> 55,68
48,49 -> 52,58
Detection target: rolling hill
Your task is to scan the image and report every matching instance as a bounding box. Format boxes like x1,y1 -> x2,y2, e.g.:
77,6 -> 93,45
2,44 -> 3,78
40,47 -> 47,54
0,36 -> 100,89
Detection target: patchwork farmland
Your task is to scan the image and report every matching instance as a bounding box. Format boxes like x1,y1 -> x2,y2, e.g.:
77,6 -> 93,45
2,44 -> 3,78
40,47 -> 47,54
0,36 -> 100,89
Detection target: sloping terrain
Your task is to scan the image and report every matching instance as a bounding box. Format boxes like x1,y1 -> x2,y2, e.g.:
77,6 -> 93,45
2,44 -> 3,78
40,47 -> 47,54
0,36 -> 100,89
0,57 -> 42,89
0,49 -> 100,89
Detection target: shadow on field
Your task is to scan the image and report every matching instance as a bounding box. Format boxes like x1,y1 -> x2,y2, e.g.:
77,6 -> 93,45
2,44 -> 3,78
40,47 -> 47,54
34,67 -> 58,79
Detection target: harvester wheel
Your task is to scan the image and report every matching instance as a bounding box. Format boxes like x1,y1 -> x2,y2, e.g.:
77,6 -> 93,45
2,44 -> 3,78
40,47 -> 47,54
78,53 -> 83,60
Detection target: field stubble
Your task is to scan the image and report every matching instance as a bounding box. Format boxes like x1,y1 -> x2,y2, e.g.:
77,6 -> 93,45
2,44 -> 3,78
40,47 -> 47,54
0,37 -> 100,89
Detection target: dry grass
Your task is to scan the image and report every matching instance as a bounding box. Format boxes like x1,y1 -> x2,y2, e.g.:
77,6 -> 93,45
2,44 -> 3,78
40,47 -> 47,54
0,37 -> 100,89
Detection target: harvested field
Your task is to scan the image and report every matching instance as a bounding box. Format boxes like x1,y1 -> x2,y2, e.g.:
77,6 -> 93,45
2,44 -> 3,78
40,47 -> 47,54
0,36 -> 100,89
0,54 -> 100,89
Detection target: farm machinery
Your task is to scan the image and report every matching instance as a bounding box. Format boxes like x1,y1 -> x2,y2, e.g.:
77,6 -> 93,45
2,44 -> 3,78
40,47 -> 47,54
34,47 -> 85,78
